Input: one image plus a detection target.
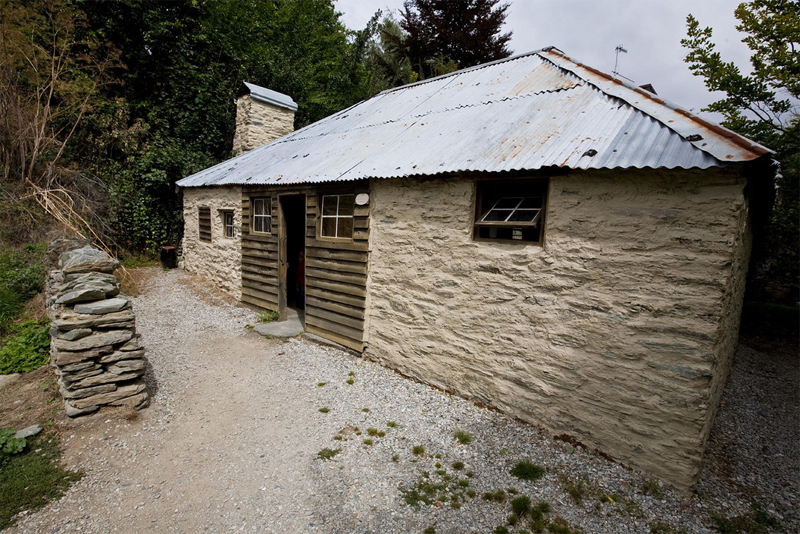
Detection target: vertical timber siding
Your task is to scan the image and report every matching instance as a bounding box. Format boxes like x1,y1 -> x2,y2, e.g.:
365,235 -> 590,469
241,182 -> 370,351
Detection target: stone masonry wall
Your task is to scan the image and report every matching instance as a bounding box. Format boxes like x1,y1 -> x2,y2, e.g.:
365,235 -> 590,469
47,244 -> 150,417
364,167 -> 750,491
182,186 -> 242,300
232,96 -> 295,155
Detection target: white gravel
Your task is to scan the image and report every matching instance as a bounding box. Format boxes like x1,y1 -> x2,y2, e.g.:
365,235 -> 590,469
6,268 -> 795,533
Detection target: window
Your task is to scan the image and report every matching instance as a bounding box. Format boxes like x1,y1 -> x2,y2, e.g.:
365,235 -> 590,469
221,211 -> 235,238
251,198 -> 271,234
198,207 -> 211,242
474,179 -> 547,243
320,194 -> 354,239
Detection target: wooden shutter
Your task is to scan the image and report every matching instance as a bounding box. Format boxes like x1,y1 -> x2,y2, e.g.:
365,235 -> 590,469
198,207 -> 212,241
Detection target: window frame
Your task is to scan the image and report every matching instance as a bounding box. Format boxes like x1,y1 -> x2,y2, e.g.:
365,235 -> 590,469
251,197 -> 271,235
473,178 -> 548,245
319,194 -> 355,240
221,210 -> 235,239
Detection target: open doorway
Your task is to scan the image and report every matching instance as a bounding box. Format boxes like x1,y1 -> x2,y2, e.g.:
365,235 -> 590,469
279,195 -> 306,318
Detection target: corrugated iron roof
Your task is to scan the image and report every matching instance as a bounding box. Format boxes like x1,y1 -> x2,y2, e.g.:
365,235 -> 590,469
179,48 -> 771,188
243,82 -> 298,112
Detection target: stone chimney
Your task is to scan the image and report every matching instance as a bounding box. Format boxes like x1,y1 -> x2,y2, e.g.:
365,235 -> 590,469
232,82 -> 297,155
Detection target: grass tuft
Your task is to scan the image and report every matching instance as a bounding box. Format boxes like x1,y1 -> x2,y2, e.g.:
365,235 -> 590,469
454,430 -> 472,445
510,460 -> 545,481
316,448 -> 341,461
412,445 -> 425,456
318,407 -> 330,413
387,421 -> 398,428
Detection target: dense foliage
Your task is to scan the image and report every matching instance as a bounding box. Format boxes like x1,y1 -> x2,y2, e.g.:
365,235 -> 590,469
399,0 -> 512,79
0,0 -> 515,255
0,319 -> 51,374
682,0 -> 799,303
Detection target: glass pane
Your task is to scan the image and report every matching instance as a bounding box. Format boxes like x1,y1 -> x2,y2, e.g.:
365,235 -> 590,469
519,197 -> 542,209
253,216 -> 263,233
253,199 -> 263,216
494,197 -> 522,209
322,196 -> 338,216
337,217 -> 354,238
508,209 -> 539,222
484,209 -> 513,222
338,195 -> 355,216
264,215 -> 271,234
321,217 -> 336,237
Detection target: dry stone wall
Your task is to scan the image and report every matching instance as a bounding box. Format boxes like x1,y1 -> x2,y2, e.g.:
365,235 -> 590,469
181,186 -> 242,300
232,96 -> 295,155
365,167 -> 750,491
47,243 -> 149,417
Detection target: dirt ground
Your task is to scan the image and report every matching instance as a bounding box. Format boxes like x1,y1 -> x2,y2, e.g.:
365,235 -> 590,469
0,268 -> 797,533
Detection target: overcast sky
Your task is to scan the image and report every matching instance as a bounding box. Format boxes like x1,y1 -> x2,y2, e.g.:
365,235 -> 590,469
333,0 -> 753,123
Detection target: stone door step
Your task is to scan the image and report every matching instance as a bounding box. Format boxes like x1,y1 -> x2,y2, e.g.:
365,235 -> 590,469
253,310 -> 304,338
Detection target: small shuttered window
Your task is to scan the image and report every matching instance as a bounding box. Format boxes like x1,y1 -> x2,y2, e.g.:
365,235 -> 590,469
198,207 -> 212,242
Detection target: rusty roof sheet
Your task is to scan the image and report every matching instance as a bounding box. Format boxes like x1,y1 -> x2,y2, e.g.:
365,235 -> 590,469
178,48 -> 771,188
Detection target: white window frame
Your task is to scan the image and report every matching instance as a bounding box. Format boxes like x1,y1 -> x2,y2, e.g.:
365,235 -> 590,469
320,194 -> 354,239
251,198 -> 271,234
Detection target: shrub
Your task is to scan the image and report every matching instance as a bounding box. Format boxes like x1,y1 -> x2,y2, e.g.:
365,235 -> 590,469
510,460 -> 545,481
316,448 -> 341,461
0,319 -> 50,374
0,244 -> 46,299
258,310 -> 280,323
0,429 -> 26,465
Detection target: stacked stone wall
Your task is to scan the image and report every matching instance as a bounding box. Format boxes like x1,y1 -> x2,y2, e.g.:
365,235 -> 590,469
232,96 -> 295,155
47,243 -> 150,417
181,186 -> 242,300
364,167 -> 750,491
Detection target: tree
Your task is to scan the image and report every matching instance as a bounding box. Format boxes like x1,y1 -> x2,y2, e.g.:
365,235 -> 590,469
399,0 -> 512,79
682,0 -> 799,302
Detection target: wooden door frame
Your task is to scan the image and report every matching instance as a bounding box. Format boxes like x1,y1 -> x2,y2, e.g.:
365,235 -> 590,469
277,193 -> 306,321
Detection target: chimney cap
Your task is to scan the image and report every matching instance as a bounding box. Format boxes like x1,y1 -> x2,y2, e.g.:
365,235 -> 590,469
240,82 -> 298,112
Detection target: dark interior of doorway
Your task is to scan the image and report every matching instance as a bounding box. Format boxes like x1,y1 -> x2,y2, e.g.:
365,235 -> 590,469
282,195 -> 306,312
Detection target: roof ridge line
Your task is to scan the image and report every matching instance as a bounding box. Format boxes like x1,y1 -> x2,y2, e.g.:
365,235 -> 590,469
274,82 -> 585,144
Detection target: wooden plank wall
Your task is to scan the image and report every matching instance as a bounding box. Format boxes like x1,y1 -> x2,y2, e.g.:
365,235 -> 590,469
241,191 -> 279,310
240,181 -> 370,351
198,207 -> 212,242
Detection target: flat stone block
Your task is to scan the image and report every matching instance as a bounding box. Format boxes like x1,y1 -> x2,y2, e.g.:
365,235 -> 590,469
52,329 -> 133,352
60,246 -> 119,275
64,401 -> 99,417
14,425 -> 42,439
54,310 -> 134,331
73,297 -> 130,315
56,288 -> 107,305
70,381 -> 146,409
68,369 -> 145,389
51,345 -> 114,366
99,349 -> 145,364
59,382 -> 116,400
253,316 -> 304,338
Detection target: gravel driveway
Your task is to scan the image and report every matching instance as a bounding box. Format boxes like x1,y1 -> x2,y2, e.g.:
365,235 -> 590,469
6,268 -> 797,533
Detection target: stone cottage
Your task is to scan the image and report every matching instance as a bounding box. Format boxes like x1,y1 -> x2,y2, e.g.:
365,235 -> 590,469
176,48 -> 774,491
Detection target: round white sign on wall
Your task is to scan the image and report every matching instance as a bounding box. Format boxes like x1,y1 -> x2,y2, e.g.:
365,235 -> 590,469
355,193 -> 369,206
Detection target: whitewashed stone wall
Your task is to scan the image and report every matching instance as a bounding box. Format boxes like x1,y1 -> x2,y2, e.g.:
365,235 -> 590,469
232,96 -> 295,155
364,167 -> 750,491
182,187 -> 242,300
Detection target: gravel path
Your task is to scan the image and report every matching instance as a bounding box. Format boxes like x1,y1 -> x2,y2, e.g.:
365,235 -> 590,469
6,268 -> 797,533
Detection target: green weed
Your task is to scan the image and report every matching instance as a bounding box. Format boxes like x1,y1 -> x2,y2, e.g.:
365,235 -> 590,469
257,310 -> 280,323
317,382 -> 327,387
511,495 -> 532,516
362,408 -> 370,412
0,434 -> 82,529
642,478 -> 664,499
452,461 -> 464,470
510,461 -> 545,481
483,489 -> 506,502
346,379 -> 354,385
0,319 -> 50,374
387,421 -> 398,428
454,430 -> 472,445
363,439 -> 373,445
710,503 -> 781,534
316,448 -> 341,461
412,445 -> 425,455
318,407 -> 330,413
